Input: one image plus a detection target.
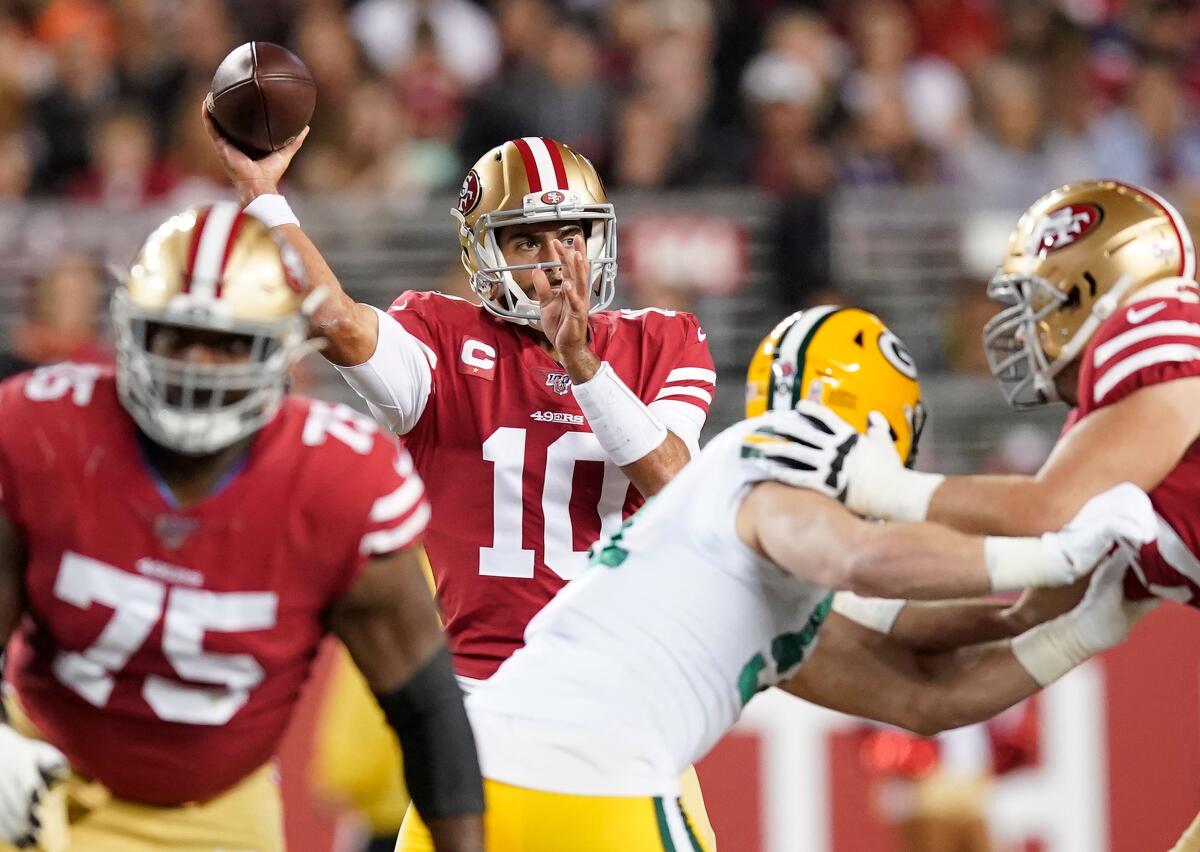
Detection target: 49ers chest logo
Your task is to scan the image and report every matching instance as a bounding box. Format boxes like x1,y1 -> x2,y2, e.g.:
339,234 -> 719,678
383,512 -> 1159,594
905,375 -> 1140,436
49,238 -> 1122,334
457,169 -> 482,216
1029,203 -> 1103,254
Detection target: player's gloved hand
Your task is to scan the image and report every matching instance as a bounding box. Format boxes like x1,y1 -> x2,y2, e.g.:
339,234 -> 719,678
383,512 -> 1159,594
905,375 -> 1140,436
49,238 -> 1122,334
0,723 -> 68,847
741,400 -> 861,500
741,401 -> 943,520
1013,547 -> 1159,686
986,482 -> 1157,592
1045,482 -> 1158,584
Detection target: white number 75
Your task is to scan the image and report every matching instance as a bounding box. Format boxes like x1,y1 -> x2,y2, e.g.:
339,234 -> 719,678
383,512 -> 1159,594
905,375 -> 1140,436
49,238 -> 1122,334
51,552 -> 277,726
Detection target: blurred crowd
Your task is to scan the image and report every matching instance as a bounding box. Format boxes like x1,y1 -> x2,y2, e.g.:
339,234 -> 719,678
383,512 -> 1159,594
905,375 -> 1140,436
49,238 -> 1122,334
0,0 -> 1195,207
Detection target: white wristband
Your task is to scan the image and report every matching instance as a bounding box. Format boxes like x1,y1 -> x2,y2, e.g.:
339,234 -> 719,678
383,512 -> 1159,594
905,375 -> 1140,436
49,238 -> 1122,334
832,592 -> 906,634
846,466 -> 944,522
983,534 -> 1065,592
243,193 -> 299,228
1011,615 -> 1093,686
571,361 -> 668,467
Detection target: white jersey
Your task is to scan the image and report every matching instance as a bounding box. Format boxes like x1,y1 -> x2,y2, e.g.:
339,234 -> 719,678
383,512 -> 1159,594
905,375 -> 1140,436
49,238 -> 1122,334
467,410 -> 835,797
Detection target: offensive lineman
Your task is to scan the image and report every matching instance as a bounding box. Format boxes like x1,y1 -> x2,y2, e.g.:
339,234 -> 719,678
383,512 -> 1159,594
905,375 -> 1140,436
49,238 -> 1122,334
0,206 -> 482,851
201,107 -> 719,847
462,307 -> 1156,851
741,179 -> 1200,846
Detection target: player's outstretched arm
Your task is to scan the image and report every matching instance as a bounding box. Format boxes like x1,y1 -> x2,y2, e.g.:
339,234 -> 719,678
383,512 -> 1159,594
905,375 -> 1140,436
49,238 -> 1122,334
736,480 -> 1156,600
927,377 -> 1200,534
785,557 -> 1151,735
331,549 -> 484,852
200,101 -> 379,367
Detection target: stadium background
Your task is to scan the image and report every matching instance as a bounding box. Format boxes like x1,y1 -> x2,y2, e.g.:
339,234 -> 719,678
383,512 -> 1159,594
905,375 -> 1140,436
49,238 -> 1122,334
1,0 -> 1200,849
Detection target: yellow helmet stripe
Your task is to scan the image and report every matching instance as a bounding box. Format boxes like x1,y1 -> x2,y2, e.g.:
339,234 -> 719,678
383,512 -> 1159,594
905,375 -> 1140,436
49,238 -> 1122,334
770,305 -> 842,412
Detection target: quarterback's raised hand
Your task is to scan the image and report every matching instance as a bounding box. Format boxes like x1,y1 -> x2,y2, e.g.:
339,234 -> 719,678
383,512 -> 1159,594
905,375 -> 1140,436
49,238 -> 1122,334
201,98 -> 309,206
0,724 -> 67,848
532,239 -> 598,380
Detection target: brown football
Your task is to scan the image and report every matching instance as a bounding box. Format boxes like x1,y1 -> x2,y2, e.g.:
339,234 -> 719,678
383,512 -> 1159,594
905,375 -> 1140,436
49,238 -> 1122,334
207,42 -> 315,158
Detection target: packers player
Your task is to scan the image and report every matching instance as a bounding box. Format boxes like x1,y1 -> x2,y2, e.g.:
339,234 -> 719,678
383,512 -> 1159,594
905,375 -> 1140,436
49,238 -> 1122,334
461,306 -> 1155,852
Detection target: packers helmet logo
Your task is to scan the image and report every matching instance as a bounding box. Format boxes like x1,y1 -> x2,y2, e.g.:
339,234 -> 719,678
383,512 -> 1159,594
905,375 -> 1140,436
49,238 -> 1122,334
879,330 -> 918,380
457,169 -> 482,216
1028,203 -> 1103,254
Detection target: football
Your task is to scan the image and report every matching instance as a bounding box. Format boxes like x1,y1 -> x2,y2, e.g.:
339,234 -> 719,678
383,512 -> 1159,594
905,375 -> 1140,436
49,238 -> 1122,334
207,42 -> 315,158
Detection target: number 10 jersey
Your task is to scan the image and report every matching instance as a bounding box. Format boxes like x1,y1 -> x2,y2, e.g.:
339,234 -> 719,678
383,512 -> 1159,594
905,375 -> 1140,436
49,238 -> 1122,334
385,291 -> 716,680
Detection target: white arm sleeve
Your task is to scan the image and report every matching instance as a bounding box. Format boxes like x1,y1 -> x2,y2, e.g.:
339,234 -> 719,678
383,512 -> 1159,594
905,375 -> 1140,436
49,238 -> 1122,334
334,306 -> 435,435
648,399 -> 705,459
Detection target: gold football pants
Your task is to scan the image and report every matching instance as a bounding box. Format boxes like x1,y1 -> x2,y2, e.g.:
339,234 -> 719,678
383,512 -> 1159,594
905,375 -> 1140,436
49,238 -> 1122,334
396,769 -> 714,852
1,696 -> 283,852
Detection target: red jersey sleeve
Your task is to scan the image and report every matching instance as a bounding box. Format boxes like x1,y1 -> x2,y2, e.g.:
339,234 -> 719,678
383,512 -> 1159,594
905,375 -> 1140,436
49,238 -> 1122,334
1081,296 -> 1200,414
385,290 -> 441,352
644,310 -> 716,426
293,400 -> 432,602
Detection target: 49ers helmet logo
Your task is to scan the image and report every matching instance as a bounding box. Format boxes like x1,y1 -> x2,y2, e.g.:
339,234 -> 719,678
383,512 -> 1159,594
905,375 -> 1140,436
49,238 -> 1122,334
1029,203 -> 1104,254
541,191 -> 566,205
457,169 -> 482,216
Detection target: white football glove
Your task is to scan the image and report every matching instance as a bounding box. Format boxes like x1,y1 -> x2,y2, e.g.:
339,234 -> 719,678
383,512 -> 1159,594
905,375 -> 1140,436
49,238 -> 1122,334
741,401 -> 942,520
1013,546 -> 1159,686
1046,482 -> 1159,584
0,723 -> 68,848
741,400 -> 862,500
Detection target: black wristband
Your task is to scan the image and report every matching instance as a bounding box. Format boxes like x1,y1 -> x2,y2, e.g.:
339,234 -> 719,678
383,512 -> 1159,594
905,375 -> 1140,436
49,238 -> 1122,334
375,646 -> 484,820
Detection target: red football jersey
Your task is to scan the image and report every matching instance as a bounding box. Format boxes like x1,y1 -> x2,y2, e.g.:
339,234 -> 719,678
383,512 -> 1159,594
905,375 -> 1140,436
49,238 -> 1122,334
387,291 -> 716,679
0,364 -> 429,804
1072,286 -> 1200,606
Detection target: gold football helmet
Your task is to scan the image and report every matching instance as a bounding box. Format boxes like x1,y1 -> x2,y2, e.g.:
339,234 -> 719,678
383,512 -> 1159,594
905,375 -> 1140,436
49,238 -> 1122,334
113,202 -> 311,454
984,179 -> 1196,408
745,306 -> 925,465
452,136 -> 616,326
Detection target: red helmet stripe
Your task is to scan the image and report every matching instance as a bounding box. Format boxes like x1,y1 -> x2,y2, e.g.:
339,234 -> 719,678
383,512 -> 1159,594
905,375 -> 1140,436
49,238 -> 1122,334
543,138 -> 568,189
214,212 -> 249,299
512,137 -> 542,192
182,207 -> 212,293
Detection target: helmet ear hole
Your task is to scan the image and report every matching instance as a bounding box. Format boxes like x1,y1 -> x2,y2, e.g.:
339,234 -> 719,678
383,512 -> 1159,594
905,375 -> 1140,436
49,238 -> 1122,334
1062,285 -> 1081,310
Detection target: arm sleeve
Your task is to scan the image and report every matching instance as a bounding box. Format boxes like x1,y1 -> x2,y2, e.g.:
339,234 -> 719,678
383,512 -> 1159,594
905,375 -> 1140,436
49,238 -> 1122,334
335,307 -> 436,436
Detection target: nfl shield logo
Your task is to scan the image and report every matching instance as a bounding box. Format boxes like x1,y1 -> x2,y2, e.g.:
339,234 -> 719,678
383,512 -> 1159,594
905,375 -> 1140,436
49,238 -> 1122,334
546,372 -> 572,396
155,514 -> 199,550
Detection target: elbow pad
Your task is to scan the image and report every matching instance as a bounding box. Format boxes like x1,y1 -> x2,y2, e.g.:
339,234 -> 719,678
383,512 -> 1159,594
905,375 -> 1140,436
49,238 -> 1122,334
375,646 -> 484,820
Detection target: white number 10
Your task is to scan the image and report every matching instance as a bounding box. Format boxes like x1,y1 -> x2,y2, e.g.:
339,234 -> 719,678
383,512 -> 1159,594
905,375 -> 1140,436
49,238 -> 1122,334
480,428 -> 628,580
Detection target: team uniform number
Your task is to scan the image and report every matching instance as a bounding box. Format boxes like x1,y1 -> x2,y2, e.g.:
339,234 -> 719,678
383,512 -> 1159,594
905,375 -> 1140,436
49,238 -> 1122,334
481,428 -> 628,580
51,552 -> 276,726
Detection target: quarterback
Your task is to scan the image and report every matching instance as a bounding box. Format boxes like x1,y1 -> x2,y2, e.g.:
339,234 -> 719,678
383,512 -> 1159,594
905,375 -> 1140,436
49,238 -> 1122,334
0,206 -> 482,851
461,306 -> 1156,852
202,107 -> 719,846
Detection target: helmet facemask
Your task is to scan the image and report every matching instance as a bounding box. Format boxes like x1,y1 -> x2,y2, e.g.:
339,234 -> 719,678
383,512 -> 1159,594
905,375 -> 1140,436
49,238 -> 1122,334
113,289 -> 308,456
983,271 -> 1135,409
455,190 -> 617,328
